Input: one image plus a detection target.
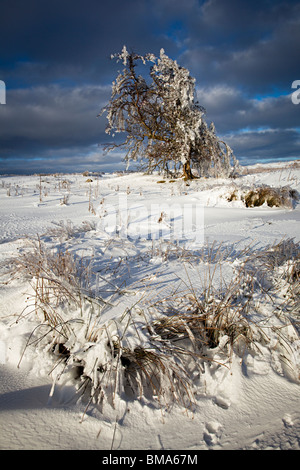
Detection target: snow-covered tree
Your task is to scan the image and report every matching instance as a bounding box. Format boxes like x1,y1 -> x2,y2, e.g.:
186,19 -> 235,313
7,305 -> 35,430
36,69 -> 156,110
100,46 -> 238,179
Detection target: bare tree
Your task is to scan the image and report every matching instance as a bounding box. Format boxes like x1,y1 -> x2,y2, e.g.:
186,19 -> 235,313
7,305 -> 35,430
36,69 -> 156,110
100,46 -> 238,179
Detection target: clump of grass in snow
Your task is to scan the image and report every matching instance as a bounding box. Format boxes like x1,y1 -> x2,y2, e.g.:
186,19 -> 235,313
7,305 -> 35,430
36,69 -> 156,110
150,239 -> 300,383
227,185 -> 299,209
149,264 -> 261,376
243,186 -> 298,208
5,237 -> 103,361
4,237 -> 300,414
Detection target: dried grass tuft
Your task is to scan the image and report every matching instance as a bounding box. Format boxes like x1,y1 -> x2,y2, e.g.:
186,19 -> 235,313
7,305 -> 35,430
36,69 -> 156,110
243,186 -> 299,208
4,236 -> 300,414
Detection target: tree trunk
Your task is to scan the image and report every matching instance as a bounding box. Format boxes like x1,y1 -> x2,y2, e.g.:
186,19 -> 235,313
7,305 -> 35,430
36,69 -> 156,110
182,160 -> 194,180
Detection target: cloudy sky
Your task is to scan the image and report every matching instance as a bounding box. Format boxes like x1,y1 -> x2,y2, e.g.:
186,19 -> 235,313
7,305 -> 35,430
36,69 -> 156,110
0,0 -> 299,174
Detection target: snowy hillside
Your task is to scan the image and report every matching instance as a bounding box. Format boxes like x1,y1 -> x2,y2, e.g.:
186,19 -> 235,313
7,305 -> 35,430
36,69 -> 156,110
0,160 -> 299,450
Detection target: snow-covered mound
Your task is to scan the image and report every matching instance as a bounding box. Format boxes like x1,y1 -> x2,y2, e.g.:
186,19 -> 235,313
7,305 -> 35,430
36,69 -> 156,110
0,161 -> 299,450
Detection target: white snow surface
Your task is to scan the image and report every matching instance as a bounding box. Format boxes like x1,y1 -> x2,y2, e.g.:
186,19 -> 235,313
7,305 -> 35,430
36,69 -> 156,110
0,161 -> 299,450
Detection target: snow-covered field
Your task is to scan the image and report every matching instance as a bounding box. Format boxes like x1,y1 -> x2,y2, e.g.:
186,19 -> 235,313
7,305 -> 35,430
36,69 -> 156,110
0,160 -> 299,450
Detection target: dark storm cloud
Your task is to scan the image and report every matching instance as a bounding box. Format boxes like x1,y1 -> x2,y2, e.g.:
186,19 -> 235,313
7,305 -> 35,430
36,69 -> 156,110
196,87 -> 300,133
0,0 -> 176,86
0,148 -> 126,175
179,0 -> 300,93
225,128 -> 300,164
0,0 -> 181,174
0,84 -> 109,154
196,85 -> 300,163
0,0 -> 299,173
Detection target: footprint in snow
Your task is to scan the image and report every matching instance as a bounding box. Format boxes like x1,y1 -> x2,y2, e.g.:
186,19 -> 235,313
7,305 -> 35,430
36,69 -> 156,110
203,421 -> 222,447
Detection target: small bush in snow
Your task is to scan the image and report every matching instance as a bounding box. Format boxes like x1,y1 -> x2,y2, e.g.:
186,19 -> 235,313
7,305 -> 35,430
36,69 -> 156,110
226,185 -> 299,209
243,186 -> 299,208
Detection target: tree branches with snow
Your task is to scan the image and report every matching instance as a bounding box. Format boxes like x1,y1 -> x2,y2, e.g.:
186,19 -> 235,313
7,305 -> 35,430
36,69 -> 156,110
100,46 -> 238,179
